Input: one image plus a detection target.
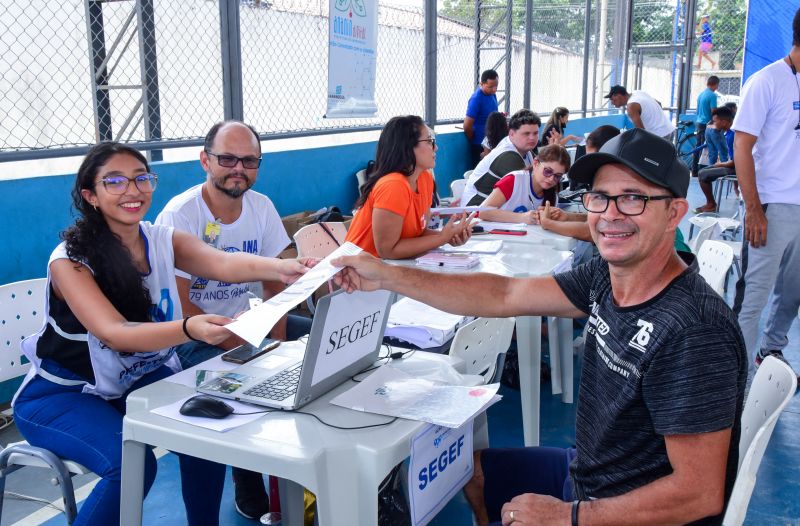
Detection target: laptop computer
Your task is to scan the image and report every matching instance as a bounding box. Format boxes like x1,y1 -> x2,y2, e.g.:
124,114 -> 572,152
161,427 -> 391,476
197,288 -> 393,410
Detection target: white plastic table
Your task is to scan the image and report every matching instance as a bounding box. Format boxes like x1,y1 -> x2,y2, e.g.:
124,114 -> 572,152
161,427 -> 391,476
389,242 -> 574,447
120,349 -> 468,526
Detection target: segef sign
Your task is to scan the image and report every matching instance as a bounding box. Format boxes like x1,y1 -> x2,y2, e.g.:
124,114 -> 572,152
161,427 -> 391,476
408,420 -> 474,526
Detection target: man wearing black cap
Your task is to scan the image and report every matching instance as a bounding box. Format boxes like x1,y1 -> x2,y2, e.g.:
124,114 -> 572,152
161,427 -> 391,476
606,85 -> 676,141
333,129 -> 746,526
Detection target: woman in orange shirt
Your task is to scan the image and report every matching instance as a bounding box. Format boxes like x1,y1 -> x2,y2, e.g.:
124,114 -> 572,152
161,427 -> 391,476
346,115 -> 474,258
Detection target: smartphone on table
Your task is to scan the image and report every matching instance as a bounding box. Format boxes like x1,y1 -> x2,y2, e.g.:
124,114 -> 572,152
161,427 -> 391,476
489,229 -> 527,236
221,339 -> 281,364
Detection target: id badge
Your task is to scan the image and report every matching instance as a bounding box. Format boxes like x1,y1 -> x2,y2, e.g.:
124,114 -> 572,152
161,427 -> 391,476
203,220 -> 222,248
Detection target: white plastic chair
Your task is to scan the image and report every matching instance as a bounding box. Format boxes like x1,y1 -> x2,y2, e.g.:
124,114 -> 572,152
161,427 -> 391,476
0,278 -> 91,524
696,240 -> 735,296
293,223 -> 347,314
688,223 -> 716,253
355,168 -> 368,194
722,356 -> 797,525
448,317 -> 515,384
450,179 -> 467,202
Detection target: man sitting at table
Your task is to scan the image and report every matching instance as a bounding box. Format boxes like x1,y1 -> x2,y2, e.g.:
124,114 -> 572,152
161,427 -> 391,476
333,128 -> 746,526
461,109 -> 541,207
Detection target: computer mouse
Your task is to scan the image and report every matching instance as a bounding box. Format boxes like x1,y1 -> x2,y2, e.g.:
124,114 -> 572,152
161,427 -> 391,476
179,395 -> 234,419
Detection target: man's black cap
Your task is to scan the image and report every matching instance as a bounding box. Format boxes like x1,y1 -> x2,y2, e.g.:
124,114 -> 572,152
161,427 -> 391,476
569,128 -> 689,198
604,85 -> 628,99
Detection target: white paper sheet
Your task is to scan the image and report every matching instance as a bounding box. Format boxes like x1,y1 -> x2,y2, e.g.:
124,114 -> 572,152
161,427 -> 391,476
429,206 -> 493,216
330,365 -> 500,428
226,242 -> 362,346
476,221 -> 528,230
438,240 -> 503,254
151,395 -> 270,432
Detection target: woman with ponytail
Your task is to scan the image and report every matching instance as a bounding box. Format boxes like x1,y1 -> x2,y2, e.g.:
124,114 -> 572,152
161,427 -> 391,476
12,142 -> 310,525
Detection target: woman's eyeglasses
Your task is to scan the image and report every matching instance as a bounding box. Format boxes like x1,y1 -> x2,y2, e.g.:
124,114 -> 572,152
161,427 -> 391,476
417,138 -> 437,149
541,167 -> 565,179
98,173 -> 158,195
580,192 -> 672,216
205,151 -> 262,169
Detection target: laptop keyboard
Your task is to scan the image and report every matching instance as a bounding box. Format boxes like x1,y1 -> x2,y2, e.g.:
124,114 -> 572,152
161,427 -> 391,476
242,363 -> 302,401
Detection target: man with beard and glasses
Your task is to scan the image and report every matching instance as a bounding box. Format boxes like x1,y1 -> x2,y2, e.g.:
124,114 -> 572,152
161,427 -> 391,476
156,120 -> 308,520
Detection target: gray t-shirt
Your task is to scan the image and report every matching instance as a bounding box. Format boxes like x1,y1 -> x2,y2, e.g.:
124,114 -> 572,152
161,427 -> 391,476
554,257 -> 746,525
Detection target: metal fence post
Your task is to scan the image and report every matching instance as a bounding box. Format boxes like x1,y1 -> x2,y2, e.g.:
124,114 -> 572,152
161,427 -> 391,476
678,0 -> 698,117
581,0 -> 592,116
424,0 -> 437,128
220,0 -> 244,122
137,0 -> 163,161
85,0 -> 113,143
524,0 -> 532,110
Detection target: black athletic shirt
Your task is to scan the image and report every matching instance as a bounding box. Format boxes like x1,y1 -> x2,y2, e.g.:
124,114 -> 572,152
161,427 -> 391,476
554,257 -> 747,525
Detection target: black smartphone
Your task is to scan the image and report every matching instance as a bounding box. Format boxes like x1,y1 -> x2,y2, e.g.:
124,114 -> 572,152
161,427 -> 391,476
221,339 -> 281,364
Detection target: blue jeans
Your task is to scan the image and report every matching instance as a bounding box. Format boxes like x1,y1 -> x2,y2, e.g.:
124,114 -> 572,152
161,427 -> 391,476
175,314 -> 313,369
14,361 -> 226,526
705,128 -> 729,164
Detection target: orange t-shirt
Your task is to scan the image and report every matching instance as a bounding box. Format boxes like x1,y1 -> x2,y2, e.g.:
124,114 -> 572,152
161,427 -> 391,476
345,171 -> 434,257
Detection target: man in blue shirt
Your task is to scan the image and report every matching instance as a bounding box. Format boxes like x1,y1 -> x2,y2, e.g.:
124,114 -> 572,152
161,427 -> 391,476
464,69 -> 500,167
696,105 -> 735,212
693,75 -> 719,176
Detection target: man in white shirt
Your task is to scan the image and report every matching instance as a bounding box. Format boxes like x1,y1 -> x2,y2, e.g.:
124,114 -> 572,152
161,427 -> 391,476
606,85 -> 675,141
731,8 -> 800,374
462,109 -> 541,206
156,120 -> 307,519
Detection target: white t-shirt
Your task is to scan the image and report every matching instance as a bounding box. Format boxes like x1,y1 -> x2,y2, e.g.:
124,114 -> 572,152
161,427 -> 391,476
461,136 -> 533,206
628,91 -> 675,138
156,185 -> 290,318
732,59 -> 800,205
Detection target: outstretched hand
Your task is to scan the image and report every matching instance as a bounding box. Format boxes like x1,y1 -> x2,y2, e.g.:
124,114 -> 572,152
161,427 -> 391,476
441,212 -> 477,246
186,314 -> 235,345
276,257 -> 317,284
331,252 -> 387,293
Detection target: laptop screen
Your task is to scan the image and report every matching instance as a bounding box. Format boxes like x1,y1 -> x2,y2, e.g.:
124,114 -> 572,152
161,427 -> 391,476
310,289 -> 392,386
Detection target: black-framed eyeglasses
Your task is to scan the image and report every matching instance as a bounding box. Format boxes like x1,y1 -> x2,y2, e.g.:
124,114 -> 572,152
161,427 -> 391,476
98,173 -> 158,195
205,151 -> 262,169
580,191 -> 672,216
417,138 -> 437,149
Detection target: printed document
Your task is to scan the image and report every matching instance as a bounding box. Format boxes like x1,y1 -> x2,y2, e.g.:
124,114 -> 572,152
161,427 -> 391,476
226,242 -> 362,346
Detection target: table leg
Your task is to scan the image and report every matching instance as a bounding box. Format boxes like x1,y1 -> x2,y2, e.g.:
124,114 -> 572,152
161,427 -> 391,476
558,318 -> 574,404
315,456 -> 379,525
516,315 -> 541,446
278,478 -> 307,526
120,439 -> 146,526
547,317 -> 562,395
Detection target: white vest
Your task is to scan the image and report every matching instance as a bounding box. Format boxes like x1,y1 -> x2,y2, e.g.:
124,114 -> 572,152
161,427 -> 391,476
15,222 -> 181,401
499,170 -> 556,212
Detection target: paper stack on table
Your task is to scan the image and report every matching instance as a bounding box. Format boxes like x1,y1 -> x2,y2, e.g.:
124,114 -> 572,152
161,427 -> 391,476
384,297 -> 470,348
438,239 -> 503,254
416,252 -> 479,269
330,365 -> 501,428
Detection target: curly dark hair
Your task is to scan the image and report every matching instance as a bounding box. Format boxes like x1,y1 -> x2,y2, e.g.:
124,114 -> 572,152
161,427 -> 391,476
62,142 -> 154,322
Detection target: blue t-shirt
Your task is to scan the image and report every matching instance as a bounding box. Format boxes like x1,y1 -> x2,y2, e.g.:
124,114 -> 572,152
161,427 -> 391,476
465,88 -> 498,145
701,22 -> 713,43
725,129 -> 734,155
696,88 -> 717,124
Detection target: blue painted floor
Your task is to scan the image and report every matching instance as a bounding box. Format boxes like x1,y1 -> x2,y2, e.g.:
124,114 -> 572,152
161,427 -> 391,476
19,179 -> 800,525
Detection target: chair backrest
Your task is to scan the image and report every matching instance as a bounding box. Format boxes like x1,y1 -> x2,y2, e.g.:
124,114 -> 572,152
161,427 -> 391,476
722,356 -> 797,525
449,317 -> 515,384
293,222 -> 348,259
0,279 -> 46,383
689,222 -> 716,253
463,170 -> 473,179
355,168 -> 368,188
696,240 -> 734,296
450,179 -> 467,201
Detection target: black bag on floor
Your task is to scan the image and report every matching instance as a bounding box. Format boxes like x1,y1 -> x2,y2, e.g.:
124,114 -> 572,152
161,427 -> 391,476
378,464 -> 410,526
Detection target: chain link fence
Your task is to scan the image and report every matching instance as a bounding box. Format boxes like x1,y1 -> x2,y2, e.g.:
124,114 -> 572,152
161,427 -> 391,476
0,0 -> 748,160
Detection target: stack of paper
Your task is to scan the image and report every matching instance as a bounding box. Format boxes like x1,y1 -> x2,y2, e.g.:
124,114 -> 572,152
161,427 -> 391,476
416,252 -> 479,269
330,365 -> 501,428
385,298 -> 468,348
